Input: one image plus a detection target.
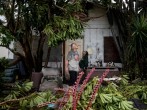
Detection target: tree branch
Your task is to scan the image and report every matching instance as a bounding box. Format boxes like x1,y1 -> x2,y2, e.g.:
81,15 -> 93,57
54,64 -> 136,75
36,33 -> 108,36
44,47 -> 51,67
8,56 -> 22,66
53,3 -> 67,12
0,93 -> 36,106
76,8 -> 109,22
14,1 -> 21,33
0,45 -> 24,57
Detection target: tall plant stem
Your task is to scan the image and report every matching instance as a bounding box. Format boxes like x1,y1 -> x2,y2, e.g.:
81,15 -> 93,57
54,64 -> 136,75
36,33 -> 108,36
86,68 -> 110,110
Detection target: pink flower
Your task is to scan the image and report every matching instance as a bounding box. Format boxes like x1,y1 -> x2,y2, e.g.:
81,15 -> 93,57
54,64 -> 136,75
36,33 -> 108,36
86,69 -> 110,110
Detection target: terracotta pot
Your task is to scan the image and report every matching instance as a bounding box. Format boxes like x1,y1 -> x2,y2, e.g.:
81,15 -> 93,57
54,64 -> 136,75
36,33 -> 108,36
31,72 -> 43,91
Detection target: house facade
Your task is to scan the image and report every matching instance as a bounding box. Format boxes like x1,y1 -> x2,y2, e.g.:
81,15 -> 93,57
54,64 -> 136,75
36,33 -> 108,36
0,6 -> 122,74
0,43 -> 13,59
64,6 -> 122,69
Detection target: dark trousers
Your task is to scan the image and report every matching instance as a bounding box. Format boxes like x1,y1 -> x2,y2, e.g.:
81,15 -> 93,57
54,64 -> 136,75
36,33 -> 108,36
68,71 -> 78,86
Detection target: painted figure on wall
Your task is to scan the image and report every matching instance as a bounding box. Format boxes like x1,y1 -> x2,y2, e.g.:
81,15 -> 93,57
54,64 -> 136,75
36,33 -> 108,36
65,43 -> 79,86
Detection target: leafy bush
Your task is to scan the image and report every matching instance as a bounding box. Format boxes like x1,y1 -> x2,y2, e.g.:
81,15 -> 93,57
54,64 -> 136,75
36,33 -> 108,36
0,57 -> 9,90
0,57 -> 9,73
1,68 -> 147,110
0,81 -> 57,110
61,76 -> 136,110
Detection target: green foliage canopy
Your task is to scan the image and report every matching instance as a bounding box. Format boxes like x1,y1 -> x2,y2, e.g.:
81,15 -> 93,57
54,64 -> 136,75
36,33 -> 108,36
0,0 -> 85,72
44,15 -> 83,46
128,15 -> 147,59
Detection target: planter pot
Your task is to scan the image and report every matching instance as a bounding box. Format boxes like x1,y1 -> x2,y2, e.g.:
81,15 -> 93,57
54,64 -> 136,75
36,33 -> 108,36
31,72 -> 43,91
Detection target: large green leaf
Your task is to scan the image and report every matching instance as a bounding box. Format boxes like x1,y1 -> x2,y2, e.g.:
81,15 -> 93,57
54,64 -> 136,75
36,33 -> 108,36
43,15 -> 84,46
128,15 -> 147,59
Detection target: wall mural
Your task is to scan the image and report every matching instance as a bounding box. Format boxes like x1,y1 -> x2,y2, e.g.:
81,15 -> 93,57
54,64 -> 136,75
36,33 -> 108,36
82,6 -> 121,68
84,28 -> 121,67
84,29 -> 104,67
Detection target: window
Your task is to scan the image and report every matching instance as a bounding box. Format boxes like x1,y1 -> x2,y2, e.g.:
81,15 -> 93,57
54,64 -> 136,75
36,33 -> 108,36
104,37 -> 121,63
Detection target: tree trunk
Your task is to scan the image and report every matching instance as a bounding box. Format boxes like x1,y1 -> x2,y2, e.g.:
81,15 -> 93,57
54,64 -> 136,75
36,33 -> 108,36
44,47 -> 51,67
18,34 -> 35,78
34,33 -> 46,72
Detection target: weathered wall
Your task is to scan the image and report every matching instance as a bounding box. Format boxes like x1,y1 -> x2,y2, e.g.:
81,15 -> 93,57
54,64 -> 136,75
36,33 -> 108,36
0,42 -> 14,59
15,37 -> 62,68
83,7 -> 122,67
0,6 -> 122,69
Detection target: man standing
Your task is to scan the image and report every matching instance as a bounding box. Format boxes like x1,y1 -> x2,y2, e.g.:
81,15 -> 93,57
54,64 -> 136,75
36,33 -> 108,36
65,43 -> 79,86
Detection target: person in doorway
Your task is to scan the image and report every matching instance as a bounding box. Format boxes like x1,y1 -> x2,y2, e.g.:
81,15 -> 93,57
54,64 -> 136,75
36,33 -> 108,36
79,51 -> 88,84
65,43 -> 79,86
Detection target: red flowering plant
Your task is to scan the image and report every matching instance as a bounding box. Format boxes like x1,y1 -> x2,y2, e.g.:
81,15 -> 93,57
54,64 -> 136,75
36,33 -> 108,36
58,68 -> 95,110
57,68 -> 135,110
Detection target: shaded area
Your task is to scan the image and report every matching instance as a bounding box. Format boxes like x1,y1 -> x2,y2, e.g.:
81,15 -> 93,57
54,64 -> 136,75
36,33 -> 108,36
131,99 -> 147,110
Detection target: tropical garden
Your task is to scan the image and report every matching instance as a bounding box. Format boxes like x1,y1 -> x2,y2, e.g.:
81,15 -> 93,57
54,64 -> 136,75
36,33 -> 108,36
0,0 -> 147,109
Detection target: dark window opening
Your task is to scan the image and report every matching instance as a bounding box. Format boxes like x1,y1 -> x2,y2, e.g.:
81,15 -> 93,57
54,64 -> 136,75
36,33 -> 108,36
104,37 -> 121,63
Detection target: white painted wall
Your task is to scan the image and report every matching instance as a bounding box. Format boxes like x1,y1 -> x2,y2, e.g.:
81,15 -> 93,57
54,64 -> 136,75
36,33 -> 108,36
0,16 -> 14,59
83,7 -> 122,67
0,42 -> 14,59
0,47 -> 9,58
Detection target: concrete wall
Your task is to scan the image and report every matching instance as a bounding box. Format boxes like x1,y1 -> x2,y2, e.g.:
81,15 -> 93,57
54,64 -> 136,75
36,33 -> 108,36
14,37 -> 62,68
0,47 -> 9,58
83,7 -> 122,67
0,42 -> 14,59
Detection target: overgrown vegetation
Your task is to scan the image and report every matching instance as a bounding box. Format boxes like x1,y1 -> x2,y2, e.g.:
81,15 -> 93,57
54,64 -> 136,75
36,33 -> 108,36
1,68 -> 147,110
0,57 -> 9,73
0,81 -> 58,110
86,0 -> 147,80
0,0 -> 84,76
0,0 -> 147,79
59,70 -> 147,110
0,57 -> 9,92
126,15 -> 147,79
0,0 -> 147,109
